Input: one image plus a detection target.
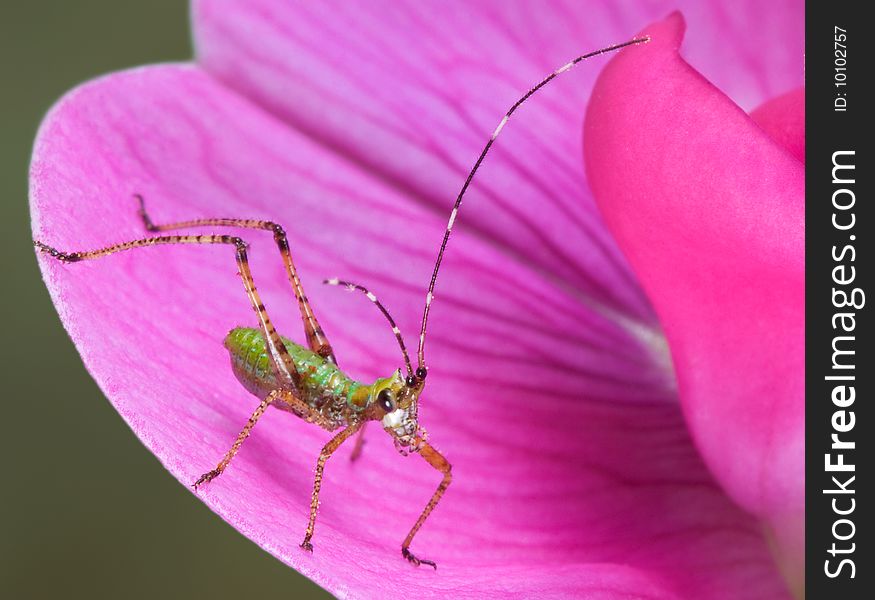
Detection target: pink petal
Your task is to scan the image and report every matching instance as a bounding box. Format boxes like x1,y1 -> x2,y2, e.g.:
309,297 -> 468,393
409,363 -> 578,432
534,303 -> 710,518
193,0 -> 803,327
750,88 -> 805,163
584,13 -> 803,588
32,65 -> 790,598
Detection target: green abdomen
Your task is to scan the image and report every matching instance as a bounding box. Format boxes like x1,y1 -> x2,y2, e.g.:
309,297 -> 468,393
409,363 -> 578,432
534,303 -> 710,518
223,327 -> 366,411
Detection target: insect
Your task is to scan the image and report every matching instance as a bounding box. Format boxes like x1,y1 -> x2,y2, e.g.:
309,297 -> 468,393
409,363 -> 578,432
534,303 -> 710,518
34,37 -> 648,568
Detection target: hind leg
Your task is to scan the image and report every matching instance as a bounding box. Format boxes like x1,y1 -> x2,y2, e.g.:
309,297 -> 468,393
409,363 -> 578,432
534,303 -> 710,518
136,195 -> 336,362
35,233 -> 312,487
35,234 -> 302,390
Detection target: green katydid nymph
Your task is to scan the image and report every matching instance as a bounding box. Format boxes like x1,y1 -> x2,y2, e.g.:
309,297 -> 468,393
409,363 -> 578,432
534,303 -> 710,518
34,36 -> 648,568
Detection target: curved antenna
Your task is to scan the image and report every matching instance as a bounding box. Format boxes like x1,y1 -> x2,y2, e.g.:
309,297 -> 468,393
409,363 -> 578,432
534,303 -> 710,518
416,36 -> 650,370
324,278 -> 413,376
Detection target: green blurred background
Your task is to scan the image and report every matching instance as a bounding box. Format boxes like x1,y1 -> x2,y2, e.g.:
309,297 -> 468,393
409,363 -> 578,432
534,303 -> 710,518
0,3 -> 330,598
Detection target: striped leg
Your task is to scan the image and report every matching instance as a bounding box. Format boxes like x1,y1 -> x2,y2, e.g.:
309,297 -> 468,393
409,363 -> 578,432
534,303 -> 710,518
193,388 -> 323,488
34,235 -> 301,389
401,442 -> 452,569
137,195 -> 336,363
300,422 -> 363,552
194,389 -> 280,488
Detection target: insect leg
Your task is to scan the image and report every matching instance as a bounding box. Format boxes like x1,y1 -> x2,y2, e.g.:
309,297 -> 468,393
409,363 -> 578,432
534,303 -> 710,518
300,423 -> 363,552
136,195 -> 336,362
401,442 -> 452,569
349,422 -> 368,462
34,235 -> 301,390
193,388 -> 281,488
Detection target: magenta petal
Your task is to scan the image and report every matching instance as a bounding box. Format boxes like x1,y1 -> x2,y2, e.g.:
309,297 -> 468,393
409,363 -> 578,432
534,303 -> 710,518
584,12 -> 803,584
192,0 -> 804,324
750,88 -> 805,163
33,65 -> 791,598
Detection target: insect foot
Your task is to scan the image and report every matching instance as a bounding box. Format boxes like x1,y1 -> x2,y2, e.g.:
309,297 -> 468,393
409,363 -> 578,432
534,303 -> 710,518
300,537 -> 314,553
402,546 -> 437,570
192,469 -> 222,490
33,240 -> 82,262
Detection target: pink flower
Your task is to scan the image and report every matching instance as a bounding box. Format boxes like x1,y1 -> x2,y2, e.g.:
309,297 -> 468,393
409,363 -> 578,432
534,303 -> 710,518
31,2 -> 803,598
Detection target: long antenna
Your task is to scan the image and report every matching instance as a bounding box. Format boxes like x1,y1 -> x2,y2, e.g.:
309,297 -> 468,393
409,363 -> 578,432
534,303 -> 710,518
324,278 -> 414,376
415,36 -> 650,371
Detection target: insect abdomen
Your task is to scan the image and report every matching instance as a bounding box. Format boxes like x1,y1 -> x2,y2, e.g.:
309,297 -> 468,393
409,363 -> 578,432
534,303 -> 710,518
224,328 -> 369,421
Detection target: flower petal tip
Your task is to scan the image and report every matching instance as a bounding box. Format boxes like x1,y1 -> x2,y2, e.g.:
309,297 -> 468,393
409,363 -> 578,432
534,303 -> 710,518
647,11 -> 686,48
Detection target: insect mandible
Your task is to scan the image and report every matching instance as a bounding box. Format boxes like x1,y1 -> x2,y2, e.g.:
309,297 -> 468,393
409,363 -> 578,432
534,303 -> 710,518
34,36 -> 648,568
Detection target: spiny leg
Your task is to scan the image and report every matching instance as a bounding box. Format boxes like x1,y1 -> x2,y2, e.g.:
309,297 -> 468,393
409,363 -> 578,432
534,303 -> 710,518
34,235 -> 301,390
193,388 -> 327,487
136,195 -> 336,362
402,442 -> 452,569
194,389 -> 281,488
301,423 -> 363,552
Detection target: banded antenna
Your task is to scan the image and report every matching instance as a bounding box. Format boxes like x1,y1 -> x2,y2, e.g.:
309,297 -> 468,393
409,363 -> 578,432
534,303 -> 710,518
415,36 -> 650,372
324,278 -> 414,376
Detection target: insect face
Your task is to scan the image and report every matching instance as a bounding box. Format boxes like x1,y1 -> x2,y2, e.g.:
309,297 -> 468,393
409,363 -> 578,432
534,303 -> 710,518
370,369 -> 426,454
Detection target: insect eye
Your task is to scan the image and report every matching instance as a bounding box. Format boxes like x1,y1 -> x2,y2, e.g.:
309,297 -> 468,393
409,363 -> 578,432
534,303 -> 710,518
415,367 -> 428,380
405,376 -> 417,387
377,389 -> 396,412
